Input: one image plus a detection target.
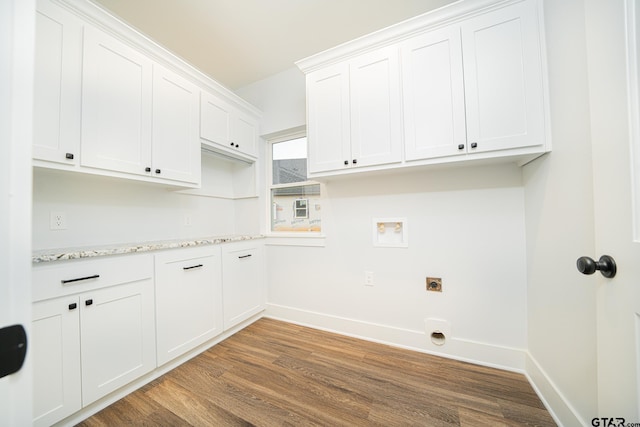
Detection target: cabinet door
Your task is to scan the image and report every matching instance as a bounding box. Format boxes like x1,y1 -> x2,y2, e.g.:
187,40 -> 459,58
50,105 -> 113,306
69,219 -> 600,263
152,64 -> 200,184
32,297 -> 81,427
155,248 -> 223,366
307,63 -> 351,174
33,0 -> 82,165
200,92 -> 232,147
461,0 -> 545,153
401,26 -> 467,160
349,46 -> 402,167
81,26 -> 152,175
222,244 -> 266,330
80,279 -> 155,406
231,110 -> 258,158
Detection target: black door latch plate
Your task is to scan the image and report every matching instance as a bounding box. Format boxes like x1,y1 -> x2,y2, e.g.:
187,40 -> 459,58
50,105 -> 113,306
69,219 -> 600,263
0,324 -> 27,379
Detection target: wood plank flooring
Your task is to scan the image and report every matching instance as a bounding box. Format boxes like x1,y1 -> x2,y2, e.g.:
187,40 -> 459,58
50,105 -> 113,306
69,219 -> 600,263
78,318 -> 556,426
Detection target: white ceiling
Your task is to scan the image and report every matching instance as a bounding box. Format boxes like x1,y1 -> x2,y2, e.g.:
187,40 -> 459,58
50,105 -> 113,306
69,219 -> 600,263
92,0 -> 457,90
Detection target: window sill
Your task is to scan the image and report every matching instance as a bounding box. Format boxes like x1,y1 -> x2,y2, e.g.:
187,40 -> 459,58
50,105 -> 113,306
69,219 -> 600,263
264,233 -> 326,247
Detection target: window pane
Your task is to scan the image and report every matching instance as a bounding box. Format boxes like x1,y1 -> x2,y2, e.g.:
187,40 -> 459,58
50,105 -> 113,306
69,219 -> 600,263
271,184 -> 321,232
272,137 -> 307,185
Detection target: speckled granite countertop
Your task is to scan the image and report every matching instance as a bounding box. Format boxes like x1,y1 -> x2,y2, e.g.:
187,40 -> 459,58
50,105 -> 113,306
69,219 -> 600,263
32,235 -> 264,263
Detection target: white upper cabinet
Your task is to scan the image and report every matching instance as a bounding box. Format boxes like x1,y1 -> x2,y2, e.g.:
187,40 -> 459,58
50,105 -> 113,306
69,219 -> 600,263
307,63 -> 350,174
461,0 -> 545,153
307,47 -> 402,174
81,26 -> 201,186
33,0 -> 82,165
200,93 -> 231,147
34,0 -> 260,186
152,64 -> 201,184
299,0 -> 550,176
401,25 -> 467,160
200,92 -> 259,161
81,25 -> 153,176
231,109 -> 259,158
349,46 -> 403,168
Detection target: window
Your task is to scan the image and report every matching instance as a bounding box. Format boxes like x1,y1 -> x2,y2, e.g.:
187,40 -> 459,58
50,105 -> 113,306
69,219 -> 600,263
269,134 -> 321,233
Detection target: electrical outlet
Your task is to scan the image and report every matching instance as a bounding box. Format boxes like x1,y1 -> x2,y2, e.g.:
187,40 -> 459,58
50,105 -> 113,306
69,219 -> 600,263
426,277 -> 442,292
364,271 -> 374,286
184,214 -> 193,227
50,211 -> 67,230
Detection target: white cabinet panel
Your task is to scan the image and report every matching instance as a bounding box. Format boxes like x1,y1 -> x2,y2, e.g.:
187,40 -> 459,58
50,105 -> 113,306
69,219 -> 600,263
32,297 -> 81,427
33,0 -> 82,165
81,26 -> 152,175
155,247 -> 223,366
222,242 -> 266,330
32,254 -> 155,424
307,47 -> 401,175
307,63 -> 351,174
80,279 -> 156,406
200,92 -> 259,161
401,26 -> 467,160
300,0 -> 549,173
350,46 -> 402,167
200,93 -> 231,146
231,111 -> 258,158
152,64 -> 200,184
461,0 -> 545,153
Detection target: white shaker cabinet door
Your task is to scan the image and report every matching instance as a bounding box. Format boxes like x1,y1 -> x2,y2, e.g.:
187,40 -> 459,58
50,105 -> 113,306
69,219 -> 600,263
33,0 -> 82,166
200,93 -> 258,161
152,64 -> 200,184
231,110 -> 258,158
349,46 -> 402,168
80,279 -> 156,406
81,26 -> 153,176
200,93 -> 232,146
155,247 -> 223,366
401,26 -> 467,160
307,63 -> 351,174
32,297 -> 82,427
222,243 -> 266,330
461,0 -> 545,153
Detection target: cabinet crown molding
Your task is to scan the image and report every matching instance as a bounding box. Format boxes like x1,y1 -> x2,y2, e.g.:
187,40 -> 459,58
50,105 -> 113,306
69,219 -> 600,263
295,0 -> 539,73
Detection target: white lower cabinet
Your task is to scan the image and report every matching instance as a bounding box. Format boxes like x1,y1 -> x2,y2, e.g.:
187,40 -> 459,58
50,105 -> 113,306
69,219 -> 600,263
31,240 -> 265,426
79,280 -> 156,405
155,246 -> 223,366
32,296 -> 82,427
32,254 -> 156,426
222,242 -> 266,330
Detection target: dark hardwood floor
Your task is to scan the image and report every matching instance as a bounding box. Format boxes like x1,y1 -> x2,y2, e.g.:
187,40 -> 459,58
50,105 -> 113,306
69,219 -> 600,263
78,318 -> 556,426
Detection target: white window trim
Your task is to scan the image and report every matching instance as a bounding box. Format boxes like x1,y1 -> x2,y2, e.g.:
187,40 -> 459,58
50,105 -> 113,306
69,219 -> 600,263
264,127 -> 325,247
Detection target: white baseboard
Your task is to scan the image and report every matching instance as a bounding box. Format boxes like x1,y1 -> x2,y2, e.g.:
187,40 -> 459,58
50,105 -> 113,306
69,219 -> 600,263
265,303 -> 526,373
524,353 -> 587,427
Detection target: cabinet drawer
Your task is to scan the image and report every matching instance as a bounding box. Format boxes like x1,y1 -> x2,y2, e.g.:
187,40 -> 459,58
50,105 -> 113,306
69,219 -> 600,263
32,253 -> 153,302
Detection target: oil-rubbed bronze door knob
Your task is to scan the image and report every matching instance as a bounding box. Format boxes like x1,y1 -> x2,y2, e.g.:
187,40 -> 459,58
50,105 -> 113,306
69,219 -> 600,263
576,255 -> 617,278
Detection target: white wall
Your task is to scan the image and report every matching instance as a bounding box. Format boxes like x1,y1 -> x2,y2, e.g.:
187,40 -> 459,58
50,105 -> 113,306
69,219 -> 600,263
237,67 -> 529,369
522,0 -> 598,425
235,67 -> 306,136
32,154 -> 255,250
